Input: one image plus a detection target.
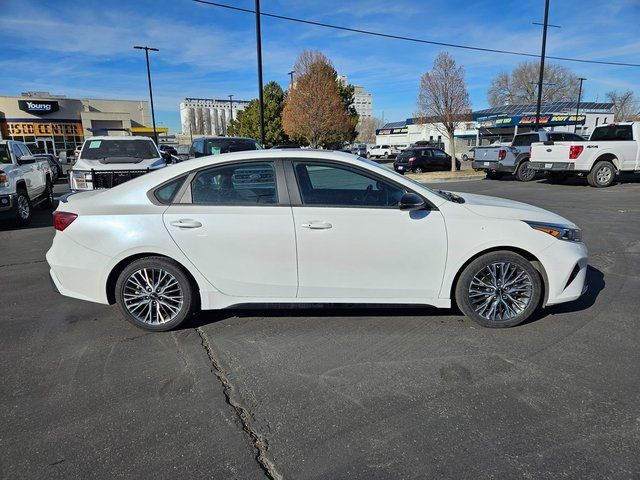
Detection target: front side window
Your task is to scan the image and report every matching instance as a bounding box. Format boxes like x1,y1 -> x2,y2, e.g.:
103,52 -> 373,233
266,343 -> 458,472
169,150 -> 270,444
294,162 -> 405,207
191,162 -> 277,205
0,144 -> 10,164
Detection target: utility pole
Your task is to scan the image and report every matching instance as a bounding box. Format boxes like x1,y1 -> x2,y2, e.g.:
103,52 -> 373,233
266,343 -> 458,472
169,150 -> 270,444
255,0 -> 265,146
534,0 -> 551,131
133,45 -> 159,145
574,77 -> 586,133
288,70 -> 295,89
228,94 -> 234,130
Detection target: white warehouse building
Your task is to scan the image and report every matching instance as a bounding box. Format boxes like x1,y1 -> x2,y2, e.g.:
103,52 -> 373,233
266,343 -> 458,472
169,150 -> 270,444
180,97 -> 251,136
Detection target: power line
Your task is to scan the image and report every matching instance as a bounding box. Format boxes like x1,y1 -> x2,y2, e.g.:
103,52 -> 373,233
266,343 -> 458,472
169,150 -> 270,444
192,0 -> 640,68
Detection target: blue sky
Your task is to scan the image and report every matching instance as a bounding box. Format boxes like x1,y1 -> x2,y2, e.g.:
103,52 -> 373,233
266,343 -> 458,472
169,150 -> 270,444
1,0 -> 639,133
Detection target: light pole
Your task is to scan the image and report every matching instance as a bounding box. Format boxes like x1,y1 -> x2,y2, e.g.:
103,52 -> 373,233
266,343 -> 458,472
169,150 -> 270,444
228,94 -> 234,131
574,77 -> 587,133
288,70 -> 295,88
534,0 -> 550,131
133,45 -> 159,145
255,0 -> 265,146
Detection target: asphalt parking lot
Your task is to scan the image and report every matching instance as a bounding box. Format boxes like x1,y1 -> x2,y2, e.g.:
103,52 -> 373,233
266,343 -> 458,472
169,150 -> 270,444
2,175 -> 639,479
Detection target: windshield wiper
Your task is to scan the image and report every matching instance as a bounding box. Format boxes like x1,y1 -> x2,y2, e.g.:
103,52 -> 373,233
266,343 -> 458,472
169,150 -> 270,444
437,189 -> 465,204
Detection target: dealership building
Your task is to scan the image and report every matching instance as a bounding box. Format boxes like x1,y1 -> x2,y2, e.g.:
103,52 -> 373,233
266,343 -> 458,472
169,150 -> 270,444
0,92 -> 165,156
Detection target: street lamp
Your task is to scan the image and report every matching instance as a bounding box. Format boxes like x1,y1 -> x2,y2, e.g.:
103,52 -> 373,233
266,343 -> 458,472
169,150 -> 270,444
255,0 -> 265,146
574,77 -> 587,133
133,45 -> 159,145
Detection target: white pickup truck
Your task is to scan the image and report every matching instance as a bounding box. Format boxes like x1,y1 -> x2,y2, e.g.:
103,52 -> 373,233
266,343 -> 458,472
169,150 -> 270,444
530,122 -> 640,187
69,136 -> 166,191
0,140 -> 53,225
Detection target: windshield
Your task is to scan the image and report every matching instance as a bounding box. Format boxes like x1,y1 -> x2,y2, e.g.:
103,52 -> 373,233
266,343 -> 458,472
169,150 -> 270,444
0,144 -> 10,164
359,157 -> 449,200
80,139 -> 159,160
205,138 -> 261,154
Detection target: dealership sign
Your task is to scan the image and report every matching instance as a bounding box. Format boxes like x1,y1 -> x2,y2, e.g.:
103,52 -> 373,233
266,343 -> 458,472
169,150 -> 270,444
18,100 -> 60,115
0,121 -> 82,137
479,114 -> 586,128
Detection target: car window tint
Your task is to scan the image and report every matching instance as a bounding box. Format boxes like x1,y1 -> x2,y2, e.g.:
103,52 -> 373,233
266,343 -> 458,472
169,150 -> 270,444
294,162 -> 405,207
191,162 -> 277,205
432,150 -> 447,158
0,144 -> 11,164
154,176 -> 186,204
563,133 -> 585,142
591,125 -> 633,141
548,133 -> 564,141
512,134 -> 539,147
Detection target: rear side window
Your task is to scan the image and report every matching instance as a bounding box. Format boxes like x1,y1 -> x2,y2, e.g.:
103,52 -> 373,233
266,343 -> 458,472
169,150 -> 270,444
512,134 -> 539,147
591,125 -> 633,141
154,176 -> 186,204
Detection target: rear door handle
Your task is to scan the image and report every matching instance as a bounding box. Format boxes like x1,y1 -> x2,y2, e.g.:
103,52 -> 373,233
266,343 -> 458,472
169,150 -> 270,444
301,221 -> 332,230
170,219 -> 202,229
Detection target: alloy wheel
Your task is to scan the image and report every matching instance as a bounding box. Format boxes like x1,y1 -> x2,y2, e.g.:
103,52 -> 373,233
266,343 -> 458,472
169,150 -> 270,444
122,268 -> 184,325
17,195 -> 30,219
596,166 -> 612,185
468,262 -> 533,322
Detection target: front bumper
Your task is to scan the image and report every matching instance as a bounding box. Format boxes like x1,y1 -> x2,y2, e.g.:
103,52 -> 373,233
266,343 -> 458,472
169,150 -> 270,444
529,162 -> 576,172
0,193 -> 17,218
539,239 -> 588,306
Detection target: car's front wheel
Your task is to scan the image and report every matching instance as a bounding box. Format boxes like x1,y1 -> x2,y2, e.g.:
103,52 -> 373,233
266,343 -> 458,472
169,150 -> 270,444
115,257 -> 196,331
15,189 -> 31,226
455,251 -> 542,328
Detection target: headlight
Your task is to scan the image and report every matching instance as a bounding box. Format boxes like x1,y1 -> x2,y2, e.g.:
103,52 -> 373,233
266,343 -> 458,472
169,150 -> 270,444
0,171 -> 8,188
524,221 -> 582,242
70,170 -> 93,190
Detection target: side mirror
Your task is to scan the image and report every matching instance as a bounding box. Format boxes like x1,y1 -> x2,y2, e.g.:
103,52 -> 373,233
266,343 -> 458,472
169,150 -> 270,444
161,151 -> 172,164
17,155 -> 36,165
399,192 -> 426,211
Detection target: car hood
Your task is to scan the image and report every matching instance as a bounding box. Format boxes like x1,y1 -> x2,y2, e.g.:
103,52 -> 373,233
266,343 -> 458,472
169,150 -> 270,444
455,192 -> 576,227
73,157 -> 165,171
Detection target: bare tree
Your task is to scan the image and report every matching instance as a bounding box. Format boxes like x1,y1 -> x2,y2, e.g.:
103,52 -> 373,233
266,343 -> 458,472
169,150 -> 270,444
488,61 -> 579,106
356,117 -> 383,144
282,50 -> 350,148
416,51 -> 470,171
606,90 -> 639,121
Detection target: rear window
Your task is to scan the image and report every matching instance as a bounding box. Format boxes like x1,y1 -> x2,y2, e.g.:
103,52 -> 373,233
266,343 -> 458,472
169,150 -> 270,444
512,134 -> 540,147
204,138 -> 261,155
0,144 -> 11,164
154,176 -> 186,204
81,139 -> 159,160
590,125 -> 633,141
399,149 -> 416,158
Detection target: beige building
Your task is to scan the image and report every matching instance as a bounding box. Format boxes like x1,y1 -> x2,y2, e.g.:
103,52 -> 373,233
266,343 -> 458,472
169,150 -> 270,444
0,92 -> 163,156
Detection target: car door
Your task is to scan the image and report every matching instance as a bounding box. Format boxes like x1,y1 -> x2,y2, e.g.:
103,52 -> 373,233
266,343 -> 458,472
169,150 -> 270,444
12,143 -> 39,198
287,160 -> 447,300
432,149 -> 449,170
163,160 -> 298,298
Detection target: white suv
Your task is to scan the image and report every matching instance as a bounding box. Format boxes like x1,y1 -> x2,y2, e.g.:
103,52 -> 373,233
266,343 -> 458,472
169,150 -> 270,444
369,144 -> 398,159
70,136 -> 166,190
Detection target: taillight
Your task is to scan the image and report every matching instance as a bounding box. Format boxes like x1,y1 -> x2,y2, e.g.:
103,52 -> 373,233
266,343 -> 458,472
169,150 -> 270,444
53,211 -> 77,231
569,145 -> 584,160
498,149 -> 506,160
408,156 -> 416,164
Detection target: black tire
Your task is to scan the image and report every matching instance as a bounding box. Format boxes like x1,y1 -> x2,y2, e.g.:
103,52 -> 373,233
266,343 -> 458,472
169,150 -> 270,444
40,180 -> 54,209
15,189 -> 32,226
545,172 -> 568,184
515,160 -> 536,182
455,251 -> 542,328
412,166 -> 424,173
115,256 -> 196,331
587,160 -> 616,188
383,152 -> 389,159
485,171 -> 504,180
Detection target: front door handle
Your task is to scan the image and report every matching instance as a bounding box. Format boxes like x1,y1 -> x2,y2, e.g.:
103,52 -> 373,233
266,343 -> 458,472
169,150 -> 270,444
301,221 -> 332,230
170,219 -> 202,229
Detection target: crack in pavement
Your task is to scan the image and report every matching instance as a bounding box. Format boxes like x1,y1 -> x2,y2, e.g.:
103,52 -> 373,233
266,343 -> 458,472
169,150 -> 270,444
196,327 -> 283,480
0,259 -> 47,268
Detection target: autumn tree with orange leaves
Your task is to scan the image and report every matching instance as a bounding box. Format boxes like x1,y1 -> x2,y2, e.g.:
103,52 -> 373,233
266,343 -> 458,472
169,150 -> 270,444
283,50 -> 351,148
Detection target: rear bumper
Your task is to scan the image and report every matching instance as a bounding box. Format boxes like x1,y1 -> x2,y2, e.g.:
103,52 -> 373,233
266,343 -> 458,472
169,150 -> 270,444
472,161 -> 512,172
529,162 -> 576,172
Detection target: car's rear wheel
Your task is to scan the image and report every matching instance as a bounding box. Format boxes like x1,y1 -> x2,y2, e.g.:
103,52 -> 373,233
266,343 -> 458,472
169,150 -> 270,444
515,160 -> 536,182
587,160 -> 616,187
115,257 -> 195,331
412,166 -> 424,173
15,189 -> 31,226
40,180 -> 54,209
455,251 -> 542,328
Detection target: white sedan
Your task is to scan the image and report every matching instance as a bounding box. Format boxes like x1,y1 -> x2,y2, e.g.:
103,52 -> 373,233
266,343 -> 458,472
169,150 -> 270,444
47,150 -> 588,331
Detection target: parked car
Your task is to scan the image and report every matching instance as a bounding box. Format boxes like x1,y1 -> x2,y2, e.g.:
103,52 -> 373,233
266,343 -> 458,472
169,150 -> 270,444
34,153 -> 63,182
0,140 -> 54,225
393,147 -> 461,173
473,131 -> 586,181
69,136 -> 166,191
351,145 -> 368,157
462,147 -> 476,161
191,136 -> 262,158
47,150 -> 587,331
369,144 -> 399,160
529,122 -> 640,187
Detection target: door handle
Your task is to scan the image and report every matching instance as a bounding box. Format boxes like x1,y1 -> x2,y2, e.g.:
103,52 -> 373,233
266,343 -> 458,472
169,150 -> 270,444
301,221 -> 332,230
170,219 -> 202,229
